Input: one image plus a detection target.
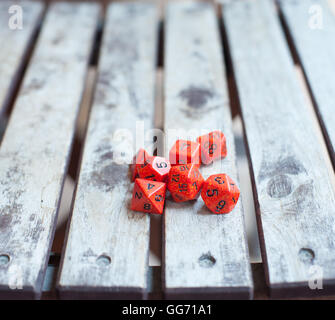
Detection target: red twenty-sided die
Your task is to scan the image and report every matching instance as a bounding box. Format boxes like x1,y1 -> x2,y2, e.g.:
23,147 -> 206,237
167,164 -> 204,202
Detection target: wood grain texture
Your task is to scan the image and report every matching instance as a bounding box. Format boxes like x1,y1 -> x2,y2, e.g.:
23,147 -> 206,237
0,2 -> 99,299
223,0 -> 335,298
57,2 -> 158,299
0,1 -> 44,117
279,0 -> 335,167
163,1 -> 253,299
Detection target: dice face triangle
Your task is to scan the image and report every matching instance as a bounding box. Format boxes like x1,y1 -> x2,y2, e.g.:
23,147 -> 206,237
131,178 -> 166,214
136,178 -> 165,197
131,182 -> 147,211
147,184 -> 166,214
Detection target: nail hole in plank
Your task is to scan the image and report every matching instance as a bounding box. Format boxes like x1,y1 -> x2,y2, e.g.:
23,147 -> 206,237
96,254 -> 111,267
299,248 -> 315,264
0,254 -> 10,266
198,252 -> 216,268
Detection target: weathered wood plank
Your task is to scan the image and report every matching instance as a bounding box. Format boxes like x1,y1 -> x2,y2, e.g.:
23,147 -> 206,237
57,2 -> 158,299
0,2 -> 99,299
279,0 -> 335,167
0,1 -> 44,117
163,1 -> 253,299
223,0 -> 335,298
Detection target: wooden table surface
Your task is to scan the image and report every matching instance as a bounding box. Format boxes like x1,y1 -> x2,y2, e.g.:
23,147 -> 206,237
0,0 -> 335,299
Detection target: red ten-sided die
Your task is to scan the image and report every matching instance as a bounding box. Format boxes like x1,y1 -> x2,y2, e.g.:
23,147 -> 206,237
169,140 -> 200,166
131,178 -> 166,214
201,174 -> 240,214
196,130 -> 227,165
131,148 -> 150,181
167,164 -> 204,202
137,156 -> 171,182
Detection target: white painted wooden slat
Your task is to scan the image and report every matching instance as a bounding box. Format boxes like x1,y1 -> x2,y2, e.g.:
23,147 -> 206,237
279,0 -> 335,166
57,2 -> 158,299
0,1 -> 44,116
163,1 -> 253,299
223,0 -> 335,298
0,2 -> 99,299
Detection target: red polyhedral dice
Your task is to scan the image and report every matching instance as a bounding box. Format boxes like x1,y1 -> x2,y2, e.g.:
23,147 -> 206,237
196,130 -> 227,165
169,140 -> 200,166
137,156 -> 171,182
167,164 -> 204,202
131,178 -> 166,214
201,174 -> 240,214
131,148 -> 150,181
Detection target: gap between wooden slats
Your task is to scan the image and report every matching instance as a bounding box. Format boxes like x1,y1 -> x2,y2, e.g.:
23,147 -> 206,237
163,1 -> 253,299
0,2 -> 100,299
222,0 -> 335,298
57,2 -> 158,299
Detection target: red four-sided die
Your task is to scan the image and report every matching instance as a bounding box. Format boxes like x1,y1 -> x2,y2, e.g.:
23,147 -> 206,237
131,178 -> 166,214
137,156 -> 171,182
169,140 -> 200,166
201,174 -> 240,214
196,130 -> 227,165
167,164 -> 204,202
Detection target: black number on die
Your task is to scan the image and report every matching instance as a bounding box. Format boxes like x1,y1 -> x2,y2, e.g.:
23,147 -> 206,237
171,174 -> 180,182
216,200 -> 226,212
214,176 -> 224,184
208,143 -> 217,155
179,183 -> 188,192
156,162 -> 167,168
144,203 -> 151,210
147,183 -> 155,190
206,189 -> 218,197
135,192 -> 142,199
